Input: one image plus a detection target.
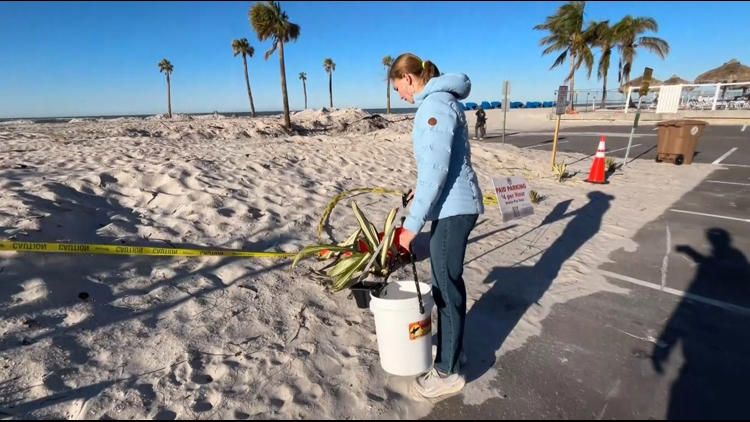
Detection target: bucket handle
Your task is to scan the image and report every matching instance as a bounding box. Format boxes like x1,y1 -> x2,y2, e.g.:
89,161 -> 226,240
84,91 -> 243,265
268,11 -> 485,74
409,244 -> 426,315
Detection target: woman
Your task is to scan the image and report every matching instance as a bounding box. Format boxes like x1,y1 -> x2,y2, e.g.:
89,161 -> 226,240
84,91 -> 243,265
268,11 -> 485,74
390,53 -> 484,399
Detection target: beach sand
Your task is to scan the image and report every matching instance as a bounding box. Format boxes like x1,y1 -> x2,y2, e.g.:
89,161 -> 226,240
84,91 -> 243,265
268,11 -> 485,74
0,108 -> 714,419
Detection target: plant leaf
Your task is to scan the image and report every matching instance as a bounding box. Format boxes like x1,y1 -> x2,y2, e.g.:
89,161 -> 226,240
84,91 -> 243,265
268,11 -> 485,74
338,228 -> 360,247
330,252 -> 371,292
327,252 -> 365,279
379,207 -> 398,269
290,244 -> 352,269
351,201 -> 379,253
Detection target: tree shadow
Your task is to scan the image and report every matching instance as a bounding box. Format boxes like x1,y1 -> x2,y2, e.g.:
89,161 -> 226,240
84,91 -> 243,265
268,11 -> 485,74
462,191 -> 614,382
651,228 -> 750,419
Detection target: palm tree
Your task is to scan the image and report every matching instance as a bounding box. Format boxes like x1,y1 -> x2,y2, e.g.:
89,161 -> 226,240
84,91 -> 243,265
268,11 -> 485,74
534,1 -> 597,112
591,21 -> 617,108
382,55 -> 393,114
613,15 -> 669,88
158,59 -> 173,118
323,58 -> 335,108
232,38 -> 257,117
299,72 -> 307,108
250,1 -> 300,130
299,72 -> 308,109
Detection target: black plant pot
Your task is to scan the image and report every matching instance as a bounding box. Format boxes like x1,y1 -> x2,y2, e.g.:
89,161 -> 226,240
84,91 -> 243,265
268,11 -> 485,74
350,281 -> 386,309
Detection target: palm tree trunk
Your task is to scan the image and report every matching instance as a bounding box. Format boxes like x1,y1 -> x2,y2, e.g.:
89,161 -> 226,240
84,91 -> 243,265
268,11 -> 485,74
386,77 -> 391,114
278,40 -> 291,129
568,53 -> 576,112
243,54 -> 256,117
328,72 -> 333,108
601,70 -> 608,109
166,74 -> 172,118
303,80 -> 307,109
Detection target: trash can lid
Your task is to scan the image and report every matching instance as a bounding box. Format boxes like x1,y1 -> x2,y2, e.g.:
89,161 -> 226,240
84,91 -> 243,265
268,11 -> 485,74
657,119 -> 708,127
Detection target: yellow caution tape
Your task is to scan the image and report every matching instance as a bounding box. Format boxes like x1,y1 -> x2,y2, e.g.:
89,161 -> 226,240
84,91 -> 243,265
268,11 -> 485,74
3,188 -> 500,259
0,240 -> 296,258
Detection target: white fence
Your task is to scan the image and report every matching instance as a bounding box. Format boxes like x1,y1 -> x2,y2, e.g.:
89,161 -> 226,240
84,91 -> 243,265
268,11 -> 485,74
623,81 -> 750,114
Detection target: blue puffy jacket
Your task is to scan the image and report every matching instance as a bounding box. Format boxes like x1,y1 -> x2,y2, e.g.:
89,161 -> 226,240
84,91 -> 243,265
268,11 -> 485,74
404,73 -> 484,234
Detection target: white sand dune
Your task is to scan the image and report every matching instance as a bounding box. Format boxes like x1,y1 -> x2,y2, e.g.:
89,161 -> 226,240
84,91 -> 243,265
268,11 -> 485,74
0,108 -> 712,419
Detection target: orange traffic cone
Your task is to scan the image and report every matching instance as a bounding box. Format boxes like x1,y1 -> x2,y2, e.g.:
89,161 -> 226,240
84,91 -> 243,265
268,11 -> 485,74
586,135 -> 608,184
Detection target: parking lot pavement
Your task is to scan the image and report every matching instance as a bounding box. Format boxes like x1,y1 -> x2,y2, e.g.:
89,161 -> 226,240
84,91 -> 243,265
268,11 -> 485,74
479,123 -> 750,165
425,124 -> 750,419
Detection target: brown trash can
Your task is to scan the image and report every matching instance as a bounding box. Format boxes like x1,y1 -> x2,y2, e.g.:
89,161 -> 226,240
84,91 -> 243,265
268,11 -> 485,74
655,120 -> 708,165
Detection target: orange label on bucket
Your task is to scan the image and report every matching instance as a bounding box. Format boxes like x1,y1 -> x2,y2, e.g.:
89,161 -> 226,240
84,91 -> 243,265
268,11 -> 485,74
409,317 -> 431,340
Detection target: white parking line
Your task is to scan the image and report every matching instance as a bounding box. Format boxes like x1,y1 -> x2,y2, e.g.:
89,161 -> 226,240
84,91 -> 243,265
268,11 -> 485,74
670,209 -> 750,223
742,124 -> 747,132
599,269 -> 750,315
523,140 -> 569,149
712,147 -> 738,165
516,131 -> 655,138
609,144 -> 641,154
707,180 -> 750,187
720,164 -> 750,168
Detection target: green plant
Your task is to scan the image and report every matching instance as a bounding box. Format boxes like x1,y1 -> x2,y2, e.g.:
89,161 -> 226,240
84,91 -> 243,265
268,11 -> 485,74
606,157 -> 617,173
292,201 -> 403,292
553,161 -> 568,182
529,190 -> 542,204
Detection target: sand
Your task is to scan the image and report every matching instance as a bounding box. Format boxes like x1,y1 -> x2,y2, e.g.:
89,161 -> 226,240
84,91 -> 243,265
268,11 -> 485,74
0,108 -> 714,419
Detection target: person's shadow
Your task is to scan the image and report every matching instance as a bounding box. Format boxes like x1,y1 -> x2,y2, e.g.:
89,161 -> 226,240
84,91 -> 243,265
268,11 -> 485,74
462,191 -> 614,382
651,228 -> 750,419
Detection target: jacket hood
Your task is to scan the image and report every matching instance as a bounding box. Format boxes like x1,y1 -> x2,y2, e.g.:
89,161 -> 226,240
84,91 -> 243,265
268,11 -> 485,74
415,73 -> 471,104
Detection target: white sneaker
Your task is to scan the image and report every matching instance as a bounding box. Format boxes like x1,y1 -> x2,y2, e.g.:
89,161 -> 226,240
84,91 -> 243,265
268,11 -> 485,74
412,368 -> 465,399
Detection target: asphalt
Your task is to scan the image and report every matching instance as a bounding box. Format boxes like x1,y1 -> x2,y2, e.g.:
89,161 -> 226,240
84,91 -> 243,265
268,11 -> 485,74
426,123 -> 750,419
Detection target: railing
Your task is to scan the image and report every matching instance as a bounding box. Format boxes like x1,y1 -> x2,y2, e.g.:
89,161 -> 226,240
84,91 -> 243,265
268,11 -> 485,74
623,82 -> 750,114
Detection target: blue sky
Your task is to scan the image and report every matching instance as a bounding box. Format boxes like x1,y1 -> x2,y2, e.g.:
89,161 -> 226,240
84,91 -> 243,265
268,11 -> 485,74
1,1 -> 748,118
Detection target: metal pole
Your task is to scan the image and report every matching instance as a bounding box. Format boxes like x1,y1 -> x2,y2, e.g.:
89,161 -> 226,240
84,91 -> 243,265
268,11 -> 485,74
624,87 -> 632,114
551,115 -> 562,169
623,96 -> 643,167
712,83 -> 721,110
502,80 -> 509,144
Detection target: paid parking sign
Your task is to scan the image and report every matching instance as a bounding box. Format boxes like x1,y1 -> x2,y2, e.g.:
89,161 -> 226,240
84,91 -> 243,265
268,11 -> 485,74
492,176 -> 534,222
556,86 -> 568,115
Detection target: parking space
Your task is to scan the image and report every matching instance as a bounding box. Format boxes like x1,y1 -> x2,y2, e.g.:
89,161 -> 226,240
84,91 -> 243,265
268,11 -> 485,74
482,123 -> 750,165
481,122 -> 750,310
427,123 -> 750,419
600,165 -> 750,310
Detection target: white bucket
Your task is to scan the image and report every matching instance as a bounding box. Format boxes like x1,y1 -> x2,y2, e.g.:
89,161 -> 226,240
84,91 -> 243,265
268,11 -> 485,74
369,280 -> 434,376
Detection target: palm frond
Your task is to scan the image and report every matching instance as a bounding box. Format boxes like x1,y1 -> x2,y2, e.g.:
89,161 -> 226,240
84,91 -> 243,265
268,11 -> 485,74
264,42 -> 277,60
636,36 -> 669,58
551,50 -> 568,70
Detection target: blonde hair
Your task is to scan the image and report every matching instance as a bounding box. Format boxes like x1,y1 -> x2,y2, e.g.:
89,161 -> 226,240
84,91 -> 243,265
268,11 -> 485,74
388,53 -> 440,84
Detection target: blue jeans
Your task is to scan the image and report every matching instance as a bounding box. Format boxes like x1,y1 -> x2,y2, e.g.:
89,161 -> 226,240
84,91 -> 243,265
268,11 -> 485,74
430,213 -> 479,375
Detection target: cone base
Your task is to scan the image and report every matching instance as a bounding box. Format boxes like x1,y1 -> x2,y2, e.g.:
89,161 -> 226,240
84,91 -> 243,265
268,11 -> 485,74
585,179 -> 609,184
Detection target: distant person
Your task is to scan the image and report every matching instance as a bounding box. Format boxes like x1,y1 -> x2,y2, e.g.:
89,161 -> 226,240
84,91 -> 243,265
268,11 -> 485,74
389,52 -> 484,400
474,105 -> 486,140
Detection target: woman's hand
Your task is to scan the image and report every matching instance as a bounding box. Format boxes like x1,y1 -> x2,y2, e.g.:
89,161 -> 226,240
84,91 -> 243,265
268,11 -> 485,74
397,228 -> 416,253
